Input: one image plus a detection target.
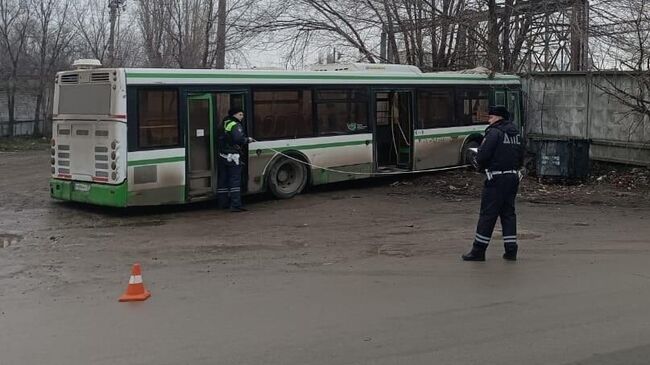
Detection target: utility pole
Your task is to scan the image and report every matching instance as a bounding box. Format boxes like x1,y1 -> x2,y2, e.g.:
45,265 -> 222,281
380,30 -> 387,63
570,0 -> 589,71
108,0 -> 126,66
214,0 -> 227,69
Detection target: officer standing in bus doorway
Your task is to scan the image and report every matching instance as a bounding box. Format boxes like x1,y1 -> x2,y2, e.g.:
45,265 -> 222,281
462,105 -> 524,261
217,107 -> 252,212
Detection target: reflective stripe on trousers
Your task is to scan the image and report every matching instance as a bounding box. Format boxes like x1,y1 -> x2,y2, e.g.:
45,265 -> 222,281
217,156 -> 243,209
473,174 -> 519,248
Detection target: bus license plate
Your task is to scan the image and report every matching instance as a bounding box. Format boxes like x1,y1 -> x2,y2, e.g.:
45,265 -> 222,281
74,183 -> 91,192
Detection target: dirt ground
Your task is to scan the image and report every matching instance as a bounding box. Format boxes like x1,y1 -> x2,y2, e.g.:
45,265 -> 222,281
1,149 -> 650,365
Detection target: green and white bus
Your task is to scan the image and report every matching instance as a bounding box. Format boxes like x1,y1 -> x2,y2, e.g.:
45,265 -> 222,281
49,61 -> 522,207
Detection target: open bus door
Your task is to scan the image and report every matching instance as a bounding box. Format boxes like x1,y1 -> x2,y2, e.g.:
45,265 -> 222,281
507,89 -> 522,128
186,92 -> 247,201
373,90 -> 414,171
186,93 -> 214,200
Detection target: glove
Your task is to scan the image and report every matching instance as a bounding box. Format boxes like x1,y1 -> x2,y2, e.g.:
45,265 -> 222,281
471,156 -> 480,171
246,137 -> 255,143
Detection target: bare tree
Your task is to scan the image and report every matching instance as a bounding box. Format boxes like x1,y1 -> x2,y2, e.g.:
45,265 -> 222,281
71,0 -> 139,67
247,0 -> 482,69
136,0 -> 262,68
594,0 -> 650,119
137,0 -> 169,67
0,0 -> 31,137
29,0 -> 75,136
72,0 -> 110,63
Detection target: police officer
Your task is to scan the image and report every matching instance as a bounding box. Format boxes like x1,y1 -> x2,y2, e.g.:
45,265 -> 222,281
217,107 -> 251,212
462,106 -> 524,261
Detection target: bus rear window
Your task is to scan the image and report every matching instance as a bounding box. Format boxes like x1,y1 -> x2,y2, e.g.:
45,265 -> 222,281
138,90 -> 179,148
58,84 -> 111,115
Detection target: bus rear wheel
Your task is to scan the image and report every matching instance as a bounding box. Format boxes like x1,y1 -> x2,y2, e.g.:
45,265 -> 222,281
267,157 -> 308,199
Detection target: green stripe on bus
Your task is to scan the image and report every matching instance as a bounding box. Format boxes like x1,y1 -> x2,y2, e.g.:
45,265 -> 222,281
125,131 -> 484,165
126,72 -> 519,82
128,156 -> 185,166
256,140 -> 367,154
415,130 -> 484,140
256,131 -> 483,153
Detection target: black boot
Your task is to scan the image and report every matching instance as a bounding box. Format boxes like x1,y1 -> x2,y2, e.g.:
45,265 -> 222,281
462,244 -> 487,261
503,244 -> 518,261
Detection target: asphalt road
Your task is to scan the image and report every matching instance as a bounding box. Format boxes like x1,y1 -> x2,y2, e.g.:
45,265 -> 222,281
1,151 -> 650,365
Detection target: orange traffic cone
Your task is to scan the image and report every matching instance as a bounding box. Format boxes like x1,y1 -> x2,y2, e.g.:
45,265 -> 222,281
119,263 -> 151,302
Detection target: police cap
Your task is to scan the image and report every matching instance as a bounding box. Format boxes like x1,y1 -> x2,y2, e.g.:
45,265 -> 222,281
228,107 -> 244,116
488,106 -> 510,120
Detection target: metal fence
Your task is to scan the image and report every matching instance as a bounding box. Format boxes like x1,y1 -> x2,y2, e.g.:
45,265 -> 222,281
0,120 -> 51,137
523,72 -> 650,166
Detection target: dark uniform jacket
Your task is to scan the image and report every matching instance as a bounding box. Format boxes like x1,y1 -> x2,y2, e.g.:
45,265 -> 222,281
217,117 -> 248,154
475,119 -> 524,172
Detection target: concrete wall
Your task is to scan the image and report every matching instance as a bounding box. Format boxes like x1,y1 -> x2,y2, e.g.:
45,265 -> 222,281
523,72 -> 650,166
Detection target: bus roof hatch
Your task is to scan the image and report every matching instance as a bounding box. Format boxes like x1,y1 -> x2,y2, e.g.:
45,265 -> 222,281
72,59 -> 103,70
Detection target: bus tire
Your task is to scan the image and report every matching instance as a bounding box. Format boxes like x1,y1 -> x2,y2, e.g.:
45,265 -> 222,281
461,140 -> 481,165
267,156 -> 308,199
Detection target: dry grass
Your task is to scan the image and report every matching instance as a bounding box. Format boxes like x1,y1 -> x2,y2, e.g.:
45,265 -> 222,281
0,137 -> 51,152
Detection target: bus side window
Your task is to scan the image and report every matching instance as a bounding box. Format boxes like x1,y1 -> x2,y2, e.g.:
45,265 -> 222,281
495,91 -> 506,107
457,89 -> 489,126
417,89 -> 454,129
137,89 -> 180,149
315,89 -> 369,135
253,89 -> 314,141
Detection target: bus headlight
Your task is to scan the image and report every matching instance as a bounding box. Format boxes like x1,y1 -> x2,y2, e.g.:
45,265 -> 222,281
111,172 -> 118,180
111,140 -> 119,150
51,158 -> 56,165
111,151 -> 118,160
51,167 -> 56,174
51,148 -> 56,156
51,139 -> 56,147
111,162 -> 117,170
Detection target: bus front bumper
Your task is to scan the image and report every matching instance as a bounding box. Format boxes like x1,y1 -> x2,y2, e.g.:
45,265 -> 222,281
49,179 -> 128,208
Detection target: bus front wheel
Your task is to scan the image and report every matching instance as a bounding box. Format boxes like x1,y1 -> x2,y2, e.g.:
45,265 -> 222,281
462,140 -> 481,165
267,157 -> 308,199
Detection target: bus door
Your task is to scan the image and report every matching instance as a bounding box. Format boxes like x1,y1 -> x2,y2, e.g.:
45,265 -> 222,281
507,89 -> 522,128
186,92 -> 246,201
187,93 -> 215,200
373,90 -> 414,170
213,92 -> 247,193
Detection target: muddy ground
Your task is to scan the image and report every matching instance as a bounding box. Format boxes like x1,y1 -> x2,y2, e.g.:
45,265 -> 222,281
1,149 -> 650,365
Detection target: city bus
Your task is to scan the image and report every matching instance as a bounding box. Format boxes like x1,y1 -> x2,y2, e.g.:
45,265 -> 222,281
49,61 -> 522,207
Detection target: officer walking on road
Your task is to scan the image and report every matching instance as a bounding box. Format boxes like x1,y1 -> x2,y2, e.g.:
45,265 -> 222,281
462,106 -> 524,261
217,107 -> 252,212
